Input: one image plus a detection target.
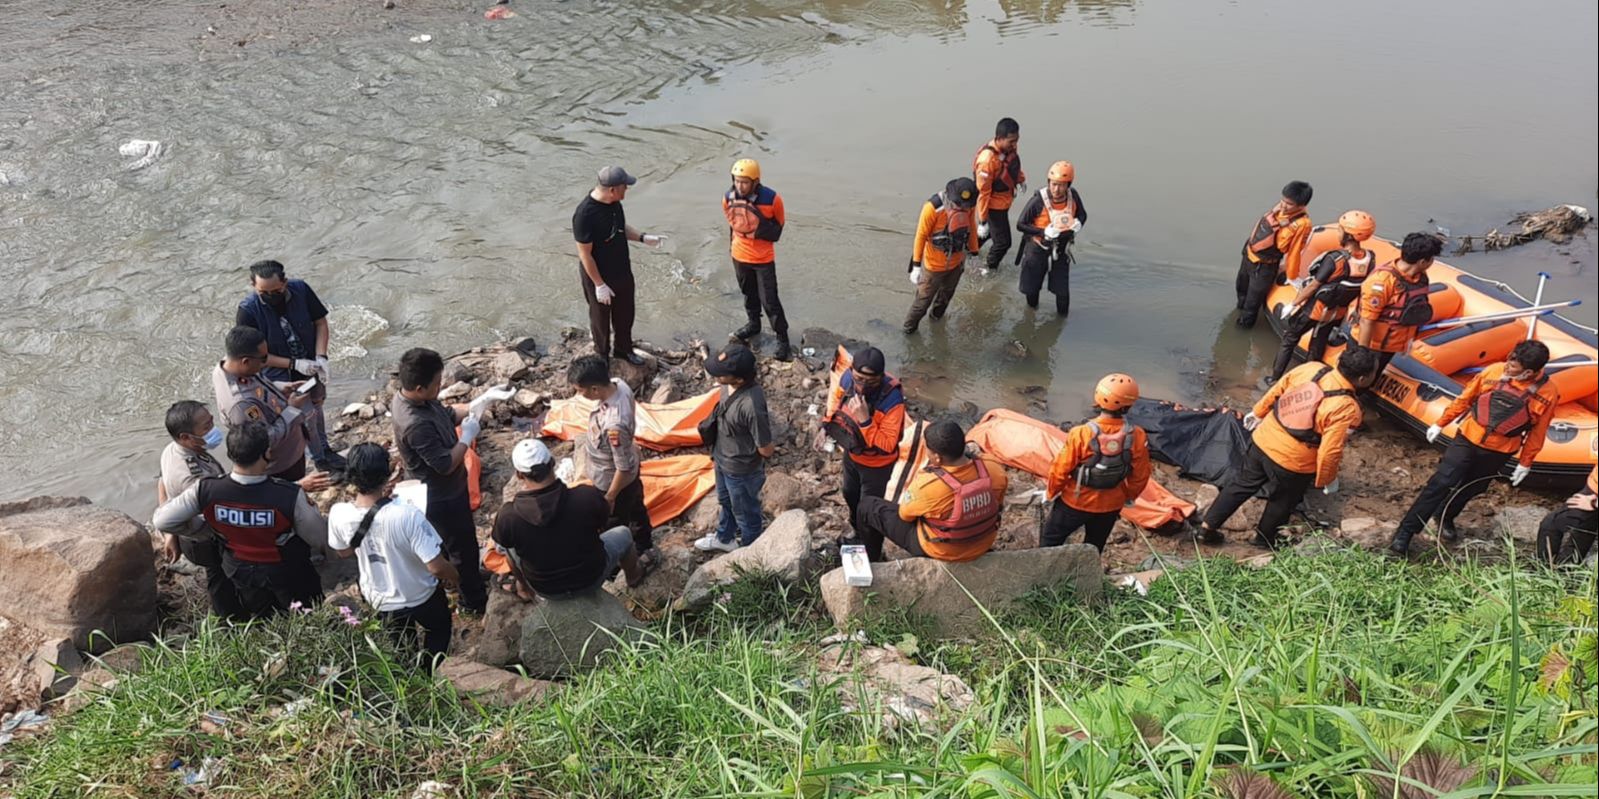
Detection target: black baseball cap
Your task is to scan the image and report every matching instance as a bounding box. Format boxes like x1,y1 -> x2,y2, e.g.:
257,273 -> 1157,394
852,346 -> 886,376
705,343 -> 756,380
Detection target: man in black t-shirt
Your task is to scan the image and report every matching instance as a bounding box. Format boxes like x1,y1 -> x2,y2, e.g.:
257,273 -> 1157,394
573,165 -> 665,366
492,439 -> 644,598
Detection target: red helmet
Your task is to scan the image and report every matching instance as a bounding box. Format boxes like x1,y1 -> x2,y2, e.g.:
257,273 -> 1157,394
1094,373 -> 1139,411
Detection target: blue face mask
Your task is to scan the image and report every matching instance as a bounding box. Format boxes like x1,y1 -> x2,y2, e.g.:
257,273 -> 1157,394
202,427 -> 224,450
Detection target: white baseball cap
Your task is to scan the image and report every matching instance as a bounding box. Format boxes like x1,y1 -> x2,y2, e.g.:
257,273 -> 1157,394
511,439 -> 552,472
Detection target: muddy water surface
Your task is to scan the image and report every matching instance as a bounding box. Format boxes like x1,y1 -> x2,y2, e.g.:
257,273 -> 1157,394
0,0 -> 1594,518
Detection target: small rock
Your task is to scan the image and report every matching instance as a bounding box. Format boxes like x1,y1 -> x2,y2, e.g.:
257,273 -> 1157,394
382,0 -> 396,8
33,637 -> 82,700
441,360 -> 480,386
816,643 -> 972,732
678,510 -> 817,611
409,782 -> 450,799
493,351 -> 531,383
438,381 -> 472,400
438,657 -> 553,707
342,402 -> 377,419
686,497 -> 720,531
512,388 -> 543,409
1114,569 -> 1163,596
511,337 -> 537,356
760,472 -> 816,516
801,378 -> 817,390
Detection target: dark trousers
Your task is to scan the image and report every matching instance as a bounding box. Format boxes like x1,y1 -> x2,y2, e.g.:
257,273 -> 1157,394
224,546 -> 323,620
857,495 -> 925,562
983,208 -> 1012,270
1269,310 -> 1341,383
1535,503 -> 1597,566
842,456 -> 895,535
1234,251 -> 1279,328
609,477 -> 655,553
427,492 -> 487,612
1041,501 -> 1118,551
271,456 -> 307,483
1202,441 -> 1314,546
380,586 -> 453,670
1394,438 -> 1511,544
734,260 -> 788,337
1018,241 -> 1071,316
904,265 -> 965,331
179,535 -> 245,619
581,269 -> 636,359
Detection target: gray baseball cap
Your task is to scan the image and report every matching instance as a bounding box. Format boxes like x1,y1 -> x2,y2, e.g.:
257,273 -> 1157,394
597,165 -> 638,188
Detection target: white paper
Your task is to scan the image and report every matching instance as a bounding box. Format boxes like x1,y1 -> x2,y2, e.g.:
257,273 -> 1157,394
393,480 -> 428,514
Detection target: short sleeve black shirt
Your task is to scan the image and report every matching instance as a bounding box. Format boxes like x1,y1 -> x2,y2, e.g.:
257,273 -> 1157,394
573,194 -> 630,282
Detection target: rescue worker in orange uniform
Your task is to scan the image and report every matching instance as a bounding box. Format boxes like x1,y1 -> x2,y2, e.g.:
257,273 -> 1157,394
1043,374 -> 1152,552
1535,463 -> 1597,566
904,178 -> 981,334
1351,231 -> 1443,377
1198,346 -> 1378,548
852,419 -> 1007,563
1389,340 -> 1560,555
1014,161 -> 1088,316
1264,210 -> 1377,386
973,117 -> 1025,273
1236,181 -> 1313,328
723,159 -> 792,360
817,347 -> 908,537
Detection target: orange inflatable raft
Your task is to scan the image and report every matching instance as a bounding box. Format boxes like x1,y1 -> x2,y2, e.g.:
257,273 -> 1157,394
1265,227 -> 1598,484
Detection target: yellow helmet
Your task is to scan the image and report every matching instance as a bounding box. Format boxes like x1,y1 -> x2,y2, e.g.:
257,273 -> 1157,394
731,159 -> 761,181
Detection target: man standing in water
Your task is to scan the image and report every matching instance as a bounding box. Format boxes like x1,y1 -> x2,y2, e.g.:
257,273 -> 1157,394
573,165 -> 665,367
235,259 -> 346,473
723,159 -> 791,360
1013,161 -> 1087,317
973,118 -> 1024,274
1236,181 -> 1313,328
904,178 -> 981,334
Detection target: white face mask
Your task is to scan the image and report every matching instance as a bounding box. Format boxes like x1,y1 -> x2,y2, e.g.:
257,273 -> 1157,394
202,427 -> 224,450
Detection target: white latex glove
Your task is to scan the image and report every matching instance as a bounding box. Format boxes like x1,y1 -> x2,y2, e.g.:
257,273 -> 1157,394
313,356 -> 331,382
293,358 -> 318,376
909,266 -> 923,285
1280,303 -> 1300,320
1425,424 -> 1443,443
641,233 -> 666,248
1043,225 -> 1061,241
1242,412 -> 1261,431
469,385 -> 514,419
458,414 -> 482,446
977,222 -> 990,239
1510,464 -> 1531,486
1323,478 -> 1340,496
1014,181 -> 1027,196
594,283 -> 615,305
1065,217 -> 1082,233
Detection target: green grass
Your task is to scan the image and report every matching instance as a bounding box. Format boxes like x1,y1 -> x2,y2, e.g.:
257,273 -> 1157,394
4,547 -> 1595,798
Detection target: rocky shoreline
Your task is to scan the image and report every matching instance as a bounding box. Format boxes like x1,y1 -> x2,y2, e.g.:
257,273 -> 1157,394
0,326 -> 1565,721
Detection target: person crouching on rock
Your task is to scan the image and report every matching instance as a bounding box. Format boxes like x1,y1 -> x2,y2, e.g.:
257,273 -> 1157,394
328,443 -> 459,669
850,419 -> 1007,563
491,439 -> 645,600
1042,374 -> 1152,552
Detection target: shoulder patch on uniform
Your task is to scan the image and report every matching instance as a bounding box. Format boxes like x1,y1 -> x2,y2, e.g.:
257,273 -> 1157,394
245,405 -> 263,420
607,429 -> 621,446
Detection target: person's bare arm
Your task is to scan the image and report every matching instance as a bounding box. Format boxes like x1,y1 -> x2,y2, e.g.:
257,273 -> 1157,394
314,318 -> 330,357
576,241 -> 605,285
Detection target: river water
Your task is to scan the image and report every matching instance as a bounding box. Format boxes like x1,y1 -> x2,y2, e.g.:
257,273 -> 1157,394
2,0 -> 1595,519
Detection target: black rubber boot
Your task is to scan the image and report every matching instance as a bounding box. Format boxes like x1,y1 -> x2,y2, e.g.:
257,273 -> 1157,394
732,320 -> 760,341
1387,530 -> 1413,557
773,337 -> 792,361
1439,521 -> 1460,542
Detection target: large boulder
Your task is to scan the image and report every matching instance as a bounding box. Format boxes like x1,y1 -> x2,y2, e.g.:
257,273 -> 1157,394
819,545 -> 1102,638
471,588 -> 539,667
677,510 -> 817,611
1493,505 -> 1547,544
518,590 -> 645,678
0,497 -> 157,650
438,656 -> 553,708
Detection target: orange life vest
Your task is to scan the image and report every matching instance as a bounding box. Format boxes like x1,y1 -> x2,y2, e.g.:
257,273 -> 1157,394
1029,186 -> 1077,247
1074,420 -> 1132,491
725,193 -> 761,236
922,459 -> 1002,543
1272,366 -> 1352,446
1311,250 -> 1373,319
972,144 -> 1022,196
1373,262 -> 1433,326
1245,210 -> 1303,263
927,193 -> 973,255
1472,373 -> 1550,438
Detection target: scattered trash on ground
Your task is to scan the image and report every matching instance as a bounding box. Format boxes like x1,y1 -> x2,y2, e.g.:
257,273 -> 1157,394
0,709 -> 49,749
409,34 -> 433,44
118,140 -> 164,170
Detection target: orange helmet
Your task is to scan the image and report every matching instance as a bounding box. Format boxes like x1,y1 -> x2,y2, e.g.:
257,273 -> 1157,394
1048,161 -> 1075,183
1094,373 -> 1139,411
731,159 -> 761,181
1337,210 -> 1376,241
